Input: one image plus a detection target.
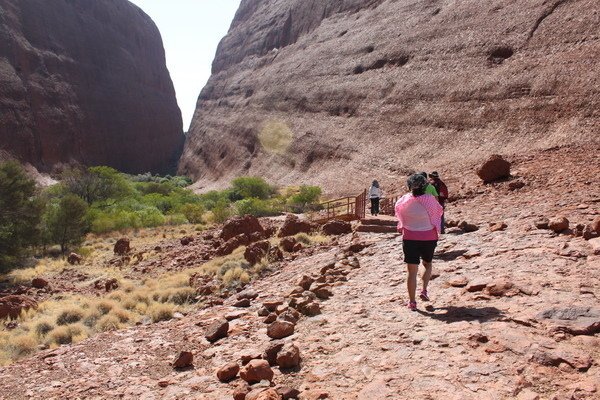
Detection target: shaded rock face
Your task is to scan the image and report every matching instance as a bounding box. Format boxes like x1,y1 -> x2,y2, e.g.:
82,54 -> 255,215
0,0 -> 184,174
180,0 -> 600,192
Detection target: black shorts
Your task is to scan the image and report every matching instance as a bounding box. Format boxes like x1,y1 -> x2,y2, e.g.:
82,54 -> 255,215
402,240 -> 437,264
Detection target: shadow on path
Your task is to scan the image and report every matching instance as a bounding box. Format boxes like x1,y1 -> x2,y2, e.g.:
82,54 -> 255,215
434,249 -> 468,261
418,306 -> 504,323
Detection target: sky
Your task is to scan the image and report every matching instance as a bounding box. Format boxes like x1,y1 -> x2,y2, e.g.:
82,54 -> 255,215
129,0 -> 241,131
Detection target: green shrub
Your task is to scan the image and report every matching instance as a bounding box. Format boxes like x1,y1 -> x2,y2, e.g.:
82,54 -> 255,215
212,200 -> 232,223
164,214 -> 188,226
180,203 -> 205,224
235,198 -> 279,217
230,177 -> 273,200
288,185 -> 322,212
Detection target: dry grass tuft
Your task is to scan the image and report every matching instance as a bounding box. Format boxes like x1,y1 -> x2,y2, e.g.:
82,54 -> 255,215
96,315 -> 122,332
56,308 -> 84,326
148,303 -> 174,323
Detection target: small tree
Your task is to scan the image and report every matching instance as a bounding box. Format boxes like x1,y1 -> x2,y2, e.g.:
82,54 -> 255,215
62,166 -> 132,204
0,161 -> 44,267
288,185 -> 322,212
230,177 -> 273,201
44,194 -> 89,254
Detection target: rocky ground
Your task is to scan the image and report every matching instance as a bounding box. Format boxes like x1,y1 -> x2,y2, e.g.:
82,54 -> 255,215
0,146 -> 598,399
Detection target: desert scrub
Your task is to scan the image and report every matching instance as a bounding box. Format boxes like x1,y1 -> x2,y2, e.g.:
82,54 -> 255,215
148,303 -> 174,322
34,319 -> 55,337
167,287 -> 196,305
222,267 -> 250,287
95,300 -> 117,316
96,315 -> 122,332
47,324 -> 87,346
56,308 -> 84,325
7,334 -> 37,359
109,307 -> 132,323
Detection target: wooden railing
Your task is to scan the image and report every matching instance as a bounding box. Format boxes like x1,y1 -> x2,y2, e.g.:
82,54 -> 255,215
380,195 -> 400,216
311,190 -> 367,224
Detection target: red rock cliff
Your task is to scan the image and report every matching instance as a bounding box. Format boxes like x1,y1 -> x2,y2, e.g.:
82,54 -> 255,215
180,0 -> 600,192
0,0 -> 184,174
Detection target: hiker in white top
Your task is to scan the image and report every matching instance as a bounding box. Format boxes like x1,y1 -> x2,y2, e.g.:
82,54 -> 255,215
369,180 -> 382,216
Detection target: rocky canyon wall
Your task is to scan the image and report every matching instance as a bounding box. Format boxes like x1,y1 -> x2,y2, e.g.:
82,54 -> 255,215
180,0 -> 600,193
0,0 -> 184,174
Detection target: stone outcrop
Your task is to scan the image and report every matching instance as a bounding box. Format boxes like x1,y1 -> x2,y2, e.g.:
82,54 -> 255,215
0,0 -> 183,174
180,0 -> 600,192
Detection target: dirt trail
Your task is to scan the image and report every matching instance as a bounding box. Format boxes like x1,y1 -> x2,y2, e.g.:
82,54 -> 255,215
0,147 -> 599,400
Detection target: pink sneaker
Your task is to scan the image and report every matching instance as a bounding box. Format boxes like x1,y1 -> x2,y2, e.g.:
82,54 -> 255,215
420,290 -> 430,301
407,301 -> 417,311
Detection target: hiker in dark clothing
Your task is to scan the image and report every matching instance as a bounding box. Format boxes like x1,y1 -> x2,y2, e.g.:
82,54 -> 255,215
369,180 -> 382,216
428,171 -> 448,233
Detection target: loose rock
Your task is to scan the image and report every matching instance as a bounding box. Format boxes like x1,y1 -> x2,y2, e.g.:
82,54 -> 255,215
216,362 -> 239,382
477,154 -> 511,183
239,359 -> 274,384
205,319 -> 229,343
267,320 -> 295,339
276,343 -> 301,369
172,351 -> 193,369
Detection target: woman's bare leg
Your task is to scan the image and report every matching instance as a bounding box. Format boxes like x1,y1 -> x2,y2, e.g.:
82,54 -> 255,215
422,261 -> 432,292
407,263 -> 418,302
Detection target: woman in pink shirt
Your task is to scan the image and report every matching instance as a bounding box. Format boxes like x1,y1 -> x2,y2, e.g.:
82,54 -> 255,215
395,174 -> 443,311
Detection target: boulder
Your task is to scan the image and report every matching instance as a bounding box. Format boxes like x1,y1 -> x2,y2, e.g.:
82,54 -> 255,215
0,295 -> 38,320
589,238 -> 600,255
67,252 -> 83,265
548,217 -> 569,233
246,388 -> 281,400
234,298 -> 252,308
592,216 -> 600,233
267,320 -> 295,339
233,382 -> 252,400
263,341 -> 285,366
279,214 -> 315,237
244,241 -> 271,265
446,276 -> 469,288
277,387 -> 302,400
280,237 -> 298,253
466,279 -> 489,292
508,180 -> 526,190
240,359 -> 274,384
322,220 -> 352,235
114,238 -> 131,255
477,154 -> 511,183
458,221 -> 479,233
237,290 -> 259,300
221,215 -> 265,242
172,351 -> 193,369
264,313 -> 277,324
216,362 -> 239,382
489,222 -> 507,232
216,233 -> 252,256
31,278 -> 49,289
180,236 -> 194,246
484,279 -> 517,297
296,275 -> 314,291
312,285 -> 333,300
204,319 -> 229,343
276,343 -> 301,369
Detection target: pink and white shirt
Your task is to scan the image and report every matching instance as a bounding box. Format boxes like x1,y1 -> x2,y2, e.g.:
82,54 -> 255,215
395,193 -> 443,240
